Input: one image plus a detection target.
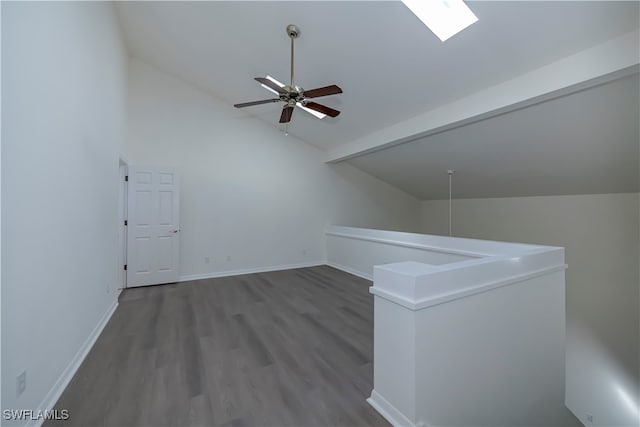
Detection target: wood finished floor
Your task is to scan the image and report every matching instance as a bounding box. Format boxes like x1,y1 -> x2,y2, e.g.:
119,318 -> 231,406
46,266 -> 389,427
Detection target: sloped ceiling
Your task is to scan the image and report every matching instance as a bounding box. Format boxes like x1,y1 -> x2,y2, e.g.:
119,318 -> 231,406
115,1 -> 639,199
349,73 -> 640,199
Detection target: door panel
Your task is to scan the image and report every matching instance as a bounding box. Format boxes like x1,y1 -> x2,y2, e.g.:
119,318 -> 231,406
136,191 -> 152,225
157,236 -> 174,271
158,191 -> 173,224
134,237 -> 152,273
127,166 -> 180,287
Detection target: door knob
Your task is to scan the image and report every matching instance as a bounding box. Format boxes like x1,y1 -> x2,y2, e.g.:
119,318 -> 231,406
171,229 -> 179,233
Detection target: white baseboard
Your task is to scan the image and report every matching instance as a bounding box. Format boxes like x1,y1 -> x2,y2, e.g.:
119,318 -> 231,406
326,261 -> 373,281
367,389 -> 418,427
178,260 -> 326,282
27,299 -> 119,427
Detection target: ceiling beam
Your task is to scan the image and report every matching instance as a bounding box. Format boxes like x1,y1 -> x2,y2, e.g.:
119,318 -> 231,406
326,29 -> 640,163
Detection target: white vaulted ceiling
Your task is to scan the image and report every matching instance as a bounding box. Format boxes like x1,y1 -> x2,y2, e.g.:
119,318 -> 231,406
115,1 -> 639,199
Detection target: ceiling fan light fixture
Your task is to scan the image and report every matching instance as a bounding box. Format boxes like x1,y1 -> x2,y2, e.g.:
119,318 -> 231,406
297,102 -> 326,119
402,0 -> 478,42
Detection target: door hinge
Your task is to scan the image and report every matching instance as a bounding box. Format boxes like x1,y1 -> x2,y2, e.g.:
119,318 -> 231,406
124,264 -> 127,271
125,175 -> 128,182
124,220 -> 128,226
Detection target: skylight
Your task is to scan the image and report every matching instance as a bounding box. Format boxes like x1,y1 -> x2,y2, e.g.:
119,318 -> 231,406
401,0 -> 478,42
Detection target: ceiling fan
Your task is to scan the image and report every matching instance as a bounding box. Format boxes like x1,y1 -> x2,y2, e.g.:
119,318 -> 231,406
233,24 -> 343,126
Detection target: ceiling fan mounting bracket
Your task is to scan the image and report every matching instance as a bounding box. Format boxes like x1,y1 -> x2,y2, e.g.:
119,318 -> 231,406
286,24 -> 300,39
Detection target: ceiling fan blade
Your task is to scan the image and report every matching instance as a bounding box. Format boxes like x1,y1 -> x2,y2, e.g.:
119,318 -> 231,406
234,99 -> 280,108
255,77 -> 287,94
279,105 -> 294,123
302,85 -> 343,98
304,102 -> 340,118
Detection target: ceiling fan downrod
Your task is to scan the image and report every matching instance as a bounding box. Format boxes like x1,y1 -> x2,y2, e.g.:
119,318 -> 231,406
286,24 -> 299,88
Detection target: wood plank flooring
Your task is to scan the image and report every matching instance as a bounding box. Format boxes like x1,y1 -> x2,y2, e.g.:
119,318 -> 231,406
45,266 -> 389,427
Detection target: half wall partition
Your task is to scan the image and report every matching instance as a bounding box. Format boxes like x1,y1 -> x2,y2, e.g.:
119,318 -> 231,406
326,226 -> 567,427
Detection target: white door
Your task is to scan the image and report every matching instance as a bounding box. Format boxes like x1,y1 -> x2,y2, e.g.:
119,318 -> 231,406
127,166 -> 180,287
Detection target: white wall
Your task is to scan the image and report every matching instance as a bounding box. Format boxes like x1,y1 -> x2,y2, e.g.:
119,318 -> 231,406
421,193 -> 639,426
1,2 -> 127,423
124,58 -> 421,280
371,267 -> 567,427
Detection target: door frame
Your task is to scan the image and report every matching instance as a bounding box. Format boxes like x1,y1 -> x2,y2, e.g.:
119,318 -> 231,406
118,157 -> 128,292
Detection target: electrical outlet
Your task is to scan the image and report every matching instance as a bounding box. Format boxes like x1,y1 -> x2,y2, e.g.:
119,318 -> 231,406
16,370 -> 26,397
204,257 -> 210,264
586,414 -> 593,423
